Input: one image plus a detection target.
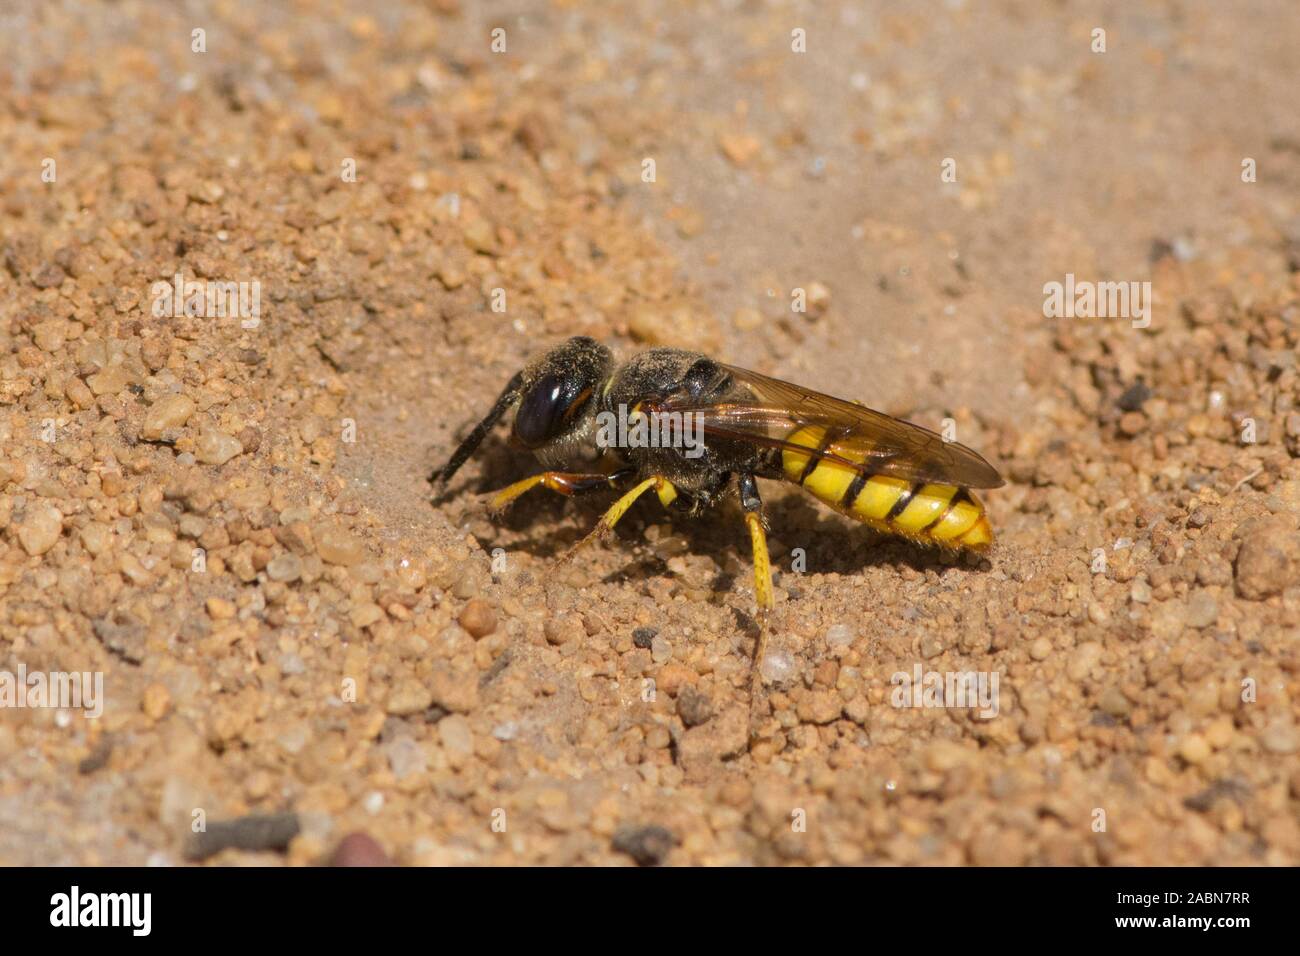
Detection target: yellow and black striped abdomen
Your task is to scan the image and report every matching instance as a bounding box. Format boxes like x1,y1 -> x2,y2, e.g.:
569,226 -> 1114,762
781,426 -> 992,550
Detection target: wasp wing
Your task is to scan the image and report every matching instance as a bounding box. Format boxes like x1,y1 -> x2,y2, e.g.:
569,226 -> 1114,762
654,363 -> 1004,489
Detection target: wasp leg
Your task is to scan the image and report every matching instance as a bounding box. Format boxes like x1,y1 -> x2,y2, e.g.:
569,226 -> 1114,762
738,474 -> 776,688
561,475 -> 677,560
487,468 -> 634,515
738,474 -> 775,617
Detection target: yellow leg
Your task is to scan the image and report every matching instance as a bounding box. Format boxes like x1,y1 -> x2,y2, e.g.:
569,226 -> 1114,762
591,475 -> 665,536
488,474 -> 548,512
562,475 -> 675,560
744,511 -> 775,615
745,511 -> 776,683
487,471 -> 625,514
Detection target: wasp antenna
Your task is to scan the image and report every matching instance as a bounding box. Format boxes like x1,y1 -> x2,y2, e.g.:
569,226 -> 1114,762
430,371 -> 524,488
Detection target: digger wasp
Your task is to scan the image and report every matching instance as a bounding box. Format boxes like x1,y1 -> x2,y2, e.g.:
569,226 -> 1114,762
432,336 -> 1002,671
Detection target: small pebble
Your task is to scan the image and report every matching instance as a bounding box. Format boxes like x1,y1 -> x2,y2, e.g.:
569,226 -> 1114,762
184,812 -> 300,862
825,623 -> 855,652
386,681 -> 433,716
1179,733 -> 1211,764
1118,411 -> 1147,436
677,686 -> 713,727
650,635 -> 672,664
195,429 -> 243,466
1262,723 -> 1298,755
438,714 -> 474,756
316,526 -> 365,566
349,602 -> 383,629
206,596 -> 236,619
17,504 -> 63,556
1185,591 -> 1218,629
543,614 -> 582,646
1235,521 -> 1300,600
141,683 -> 171,721
1098,685 -> 1130,718
924,739 -> 973,772
920,634 -> 946,659
1067,642 -> 1102,681
330,832 -> 393,866
383,737 -> 426,779
612,824 -> 675,866
266,553 -> 303,582
458,599 -> 497,638
759,649 -> 795,684
797,690 -> 843,725
141,394 -> 196,440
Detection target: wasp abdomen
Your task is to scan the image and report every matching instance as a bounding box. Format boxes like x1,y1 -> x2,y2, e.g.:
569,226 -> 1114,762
781,425 -> 993,551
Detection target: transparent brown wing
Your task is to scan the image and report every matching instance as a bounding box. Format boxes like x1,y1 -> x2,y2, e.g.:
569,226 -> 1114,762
655,363 -> 1005,489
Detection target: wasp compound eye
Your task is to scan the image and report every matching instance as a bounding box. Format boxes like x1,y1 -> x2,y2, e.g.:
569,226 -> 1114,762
513,373 -> 591,448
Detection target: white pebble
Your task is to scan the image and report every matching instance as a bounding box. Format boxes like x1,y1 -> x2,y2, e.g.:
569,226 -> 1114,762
650,635 -> 672,664
759,649 -> 795,684
826,623 -> 856,649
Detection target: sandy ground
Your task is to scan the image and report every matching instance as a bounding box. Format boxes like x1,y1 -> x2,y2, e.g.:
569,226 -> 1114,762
1,0 -> 1299,865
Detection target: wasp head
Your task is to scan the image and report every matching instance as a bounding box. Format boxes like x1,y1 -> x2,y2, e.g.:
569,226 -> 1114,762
511,336 -> 613,458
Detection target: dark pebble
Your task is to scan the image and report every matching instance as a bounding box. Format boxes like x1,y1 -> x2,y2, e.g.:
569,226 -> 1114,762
77,736 -> 114,774
677,686 -> 714,727
30,263 -> 66,288
1182,778 -> 1250,813
612,824 -> 676,866
1116,379 -> 1152,412
184,812 -> 301,862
